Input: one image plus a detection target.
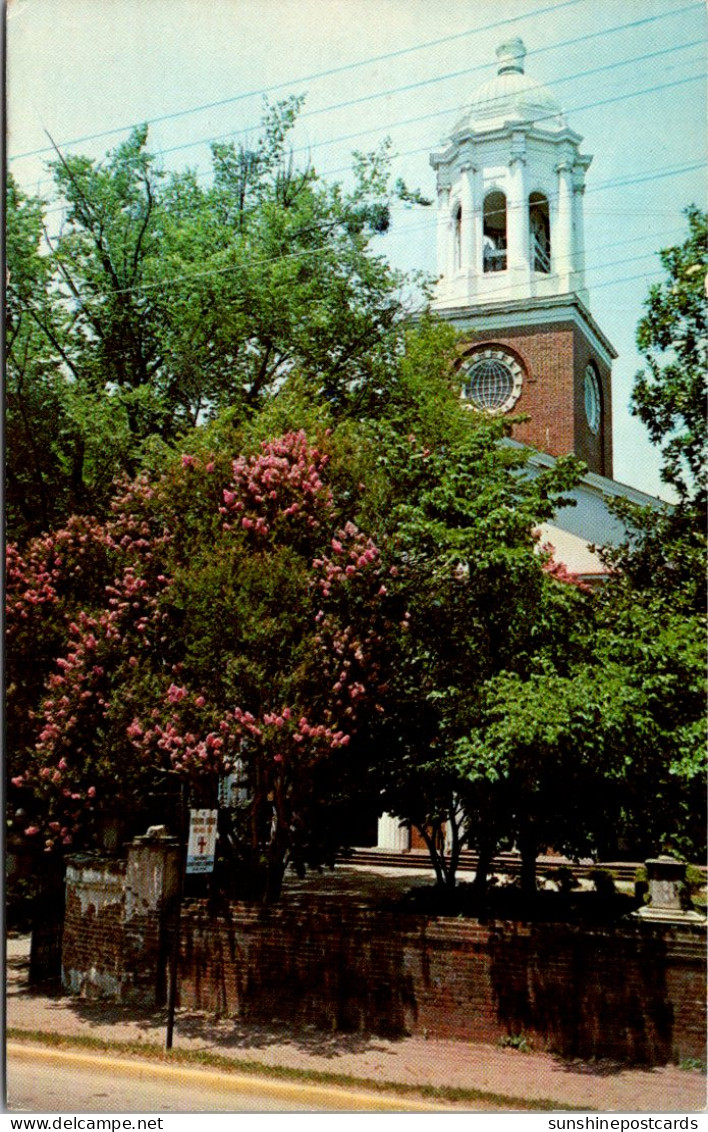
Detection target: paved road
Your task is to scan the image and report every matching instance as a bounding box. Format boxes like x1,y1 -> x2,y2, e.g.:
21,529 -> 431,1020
7,1045 -> 445,1114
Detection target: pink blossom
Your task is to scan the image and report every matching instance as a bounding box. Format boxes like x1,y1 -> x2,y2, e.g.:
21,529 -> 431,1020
181,454 -> 196,468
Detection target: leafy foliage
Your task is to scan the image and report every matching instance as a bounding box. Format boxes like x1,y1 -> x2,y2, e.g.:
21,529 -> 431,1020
632,205 -> 707,505
6,101 -> 422,544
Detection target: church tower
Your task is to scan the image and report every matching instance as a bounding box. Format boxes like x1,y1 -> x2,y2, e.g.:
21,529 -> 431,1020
430,38 -> 615,476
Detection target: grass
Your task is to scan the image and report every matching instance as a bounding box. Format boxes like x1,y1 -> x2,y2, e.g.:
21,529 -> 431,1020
7,1027 -> 591,1112
498,1033 -> 534,1053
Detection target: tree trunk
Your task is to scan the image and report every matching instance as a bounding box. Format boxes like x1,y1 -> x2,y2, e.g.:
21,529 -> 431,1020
472,839 -> 495,902
519,827 -> 538,900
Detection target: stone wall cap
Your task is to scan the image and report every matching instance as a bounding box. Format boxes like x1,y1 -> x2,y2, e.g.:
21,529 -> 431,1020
131,825 -> 178,844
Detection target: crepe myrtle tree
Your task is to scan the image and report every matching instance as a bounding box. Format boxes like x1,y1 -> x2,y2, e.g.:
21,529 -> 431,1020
8,430 -> 398,903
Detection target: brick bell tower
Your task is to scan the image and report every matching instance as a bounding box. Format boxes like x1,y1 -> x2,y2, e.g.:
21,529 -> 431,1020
430,38 -> 615,476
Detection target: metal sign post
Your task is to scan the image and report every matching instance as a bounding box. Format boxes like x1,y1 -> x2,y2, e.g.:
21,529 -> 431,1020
165,799 -> 218,1051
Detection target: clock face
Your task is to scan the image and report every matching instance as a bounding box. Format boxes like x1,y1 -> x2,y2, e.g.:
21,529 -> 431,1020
584,363 -> 601,434
460,348 -> 524,413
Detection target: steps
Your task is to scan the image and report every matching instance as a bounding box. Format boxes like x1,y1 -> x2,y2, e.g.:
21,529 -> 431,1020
338,848 -> 700,886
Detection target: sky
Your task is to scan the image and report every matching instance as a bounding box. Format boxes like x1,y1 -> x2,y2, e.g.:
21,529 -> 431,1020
6,0 -> 707,500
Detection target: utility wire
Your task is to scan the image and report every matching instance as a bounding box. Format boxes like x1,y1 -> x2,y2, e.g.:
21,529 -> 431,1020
9,0 -> 702,164
8,0 -> 587,161
319,71 -> 706,183
152,36 -> 705,164
36,65 -> 706,226
24,160 -> 703,304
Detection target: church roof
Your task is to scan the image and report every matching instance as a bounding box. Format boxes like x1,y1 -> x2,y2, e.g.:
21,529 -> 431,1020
453,38 -> 566,135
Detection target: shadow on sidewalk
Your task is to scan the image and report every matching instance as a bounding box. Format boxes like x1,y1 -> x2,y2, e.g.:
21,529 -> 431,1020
8,940 -> 393,1057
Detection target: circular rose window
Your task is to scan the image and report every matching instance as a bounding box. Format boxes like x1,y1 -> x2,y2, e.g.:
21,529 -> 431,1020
460,349 -> 524,413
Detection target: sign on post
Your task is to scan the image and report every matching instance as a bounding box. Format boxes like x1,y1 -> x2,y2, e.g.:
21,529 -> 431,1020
185,808 -> 218,874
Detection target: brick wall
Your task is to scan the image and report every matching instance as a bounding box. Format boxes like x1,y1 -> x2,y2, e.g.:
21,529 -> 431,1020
62,857 -> 129,999
468,322 -> 613,477
61,855 -> 706,1064
178,895 -> 706,1065
62,833 -> 179,1005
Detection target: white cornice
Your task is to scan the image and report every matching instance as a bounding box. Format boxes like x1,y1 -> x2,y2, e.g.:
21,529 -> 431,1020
434,295 -> 618,366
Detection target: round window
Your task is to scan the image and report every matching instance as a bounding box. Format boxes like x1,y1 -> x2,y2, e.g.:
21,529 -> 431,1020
460,349 -> 524,413
584,364 -> 601,434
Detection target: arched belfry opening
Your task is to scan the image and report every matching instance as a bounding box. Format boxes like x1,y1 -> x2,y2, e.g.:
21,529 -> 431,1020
483,191 -> 507,273
529,192 -> 550,274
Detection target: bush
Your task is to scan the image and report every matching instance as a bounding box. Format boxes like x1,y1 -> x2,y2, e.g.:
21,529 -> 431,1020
588,867 -> 617,898
553,864 -> 578,895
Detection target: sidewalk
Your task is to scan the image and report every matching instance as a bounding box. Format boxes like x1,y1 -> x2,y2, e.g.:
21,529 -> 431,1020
6,934 -> 706,1113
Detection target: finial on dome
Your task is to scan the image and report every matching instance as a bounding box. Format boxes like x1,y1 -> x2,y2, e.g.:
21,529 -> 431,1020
496,38 -> 526,75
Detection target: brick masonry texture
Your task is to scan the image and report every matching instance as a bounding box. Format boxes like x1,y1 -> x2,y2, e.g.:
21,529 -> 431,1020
62,860 -> 706,1065
467,322 -> 612,476
175,896 -> 705,1065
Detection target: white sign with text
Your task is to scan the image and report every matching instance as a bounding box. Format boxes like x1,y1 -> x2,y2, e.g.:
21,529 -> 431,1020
185,808 -> 218,874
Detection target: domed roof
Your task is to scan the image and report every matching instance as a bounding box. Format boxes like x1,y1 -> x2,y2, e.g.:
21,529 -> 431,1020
453,39 -> 566,134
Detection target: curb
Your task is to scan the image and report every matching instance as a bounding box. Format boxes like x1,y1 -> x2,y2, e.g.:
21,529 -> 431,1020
7,1041 -> 484,1112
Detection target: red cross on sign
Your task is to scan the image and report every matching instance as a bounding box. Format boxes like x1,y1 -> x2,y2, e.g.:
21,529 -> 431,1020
186,809 -> 218,874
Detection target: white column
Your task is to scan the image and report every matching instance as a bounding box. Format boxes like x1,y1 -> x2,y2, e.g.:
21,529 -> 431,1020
435,186 -> 450,299
507,134 -> 530,298
459,163 -> 475,274
572,170 -> 587,299
377,813 -> 411,850
471,165 -> 484,282
555,160 -> 575,290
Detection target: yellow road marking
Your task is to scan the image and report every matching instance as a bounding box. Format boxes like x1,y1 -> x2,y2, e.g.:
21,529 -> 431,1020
7,1042 -> 455,1112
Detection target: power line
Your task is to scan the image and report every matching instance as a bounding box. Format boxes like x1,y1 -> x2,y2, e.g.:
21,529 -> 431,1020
10,1 -> 703,166
26,159 -> 703,304
36,64 -> 706,226
17,14 -> 704,203
8,0 -> 588,161
152,36 -> 705,164
323,71 -> 706,183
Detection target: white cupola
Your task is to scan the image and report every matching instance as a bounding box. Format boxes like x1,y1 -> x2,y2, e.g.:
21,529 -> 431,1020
430,38 -> 591,310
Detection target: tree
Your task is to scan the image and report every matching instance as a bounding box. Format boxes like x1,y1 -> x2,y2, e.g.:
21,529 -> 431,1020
6,100 -> 422,543
354,349 -> 587,890
632,205 -> 707,506
5,176 -> 83,540
8,429 -> 396,903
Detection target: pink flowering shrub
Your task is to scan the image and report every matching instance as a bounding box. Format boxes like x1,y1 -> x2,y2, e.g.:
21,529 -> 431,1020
8,430 -> 398,896
221,430 -> 334,549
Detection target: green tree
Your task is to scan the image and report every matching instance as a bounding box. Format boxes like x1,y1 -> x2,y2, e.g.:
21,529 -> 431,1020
5,176 -> 81,539
6,100 -> 427,542
357,346 -> 586,890
632,205 -> 707,505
